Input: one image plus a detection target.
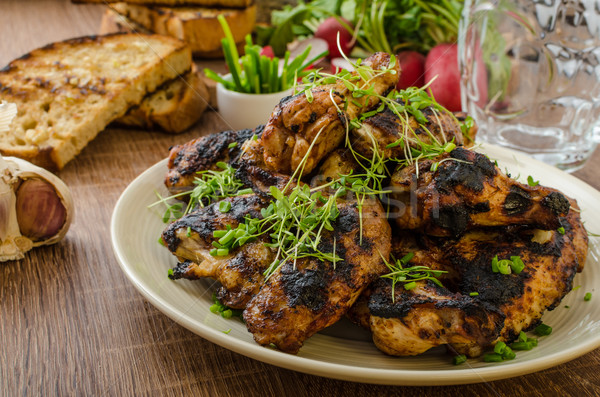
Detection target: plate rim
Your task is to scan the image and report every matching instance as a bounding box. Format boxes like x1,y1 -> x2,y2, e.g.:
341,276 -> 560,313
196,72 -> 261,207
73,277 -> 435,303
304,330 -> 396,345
110,143 -> 600,386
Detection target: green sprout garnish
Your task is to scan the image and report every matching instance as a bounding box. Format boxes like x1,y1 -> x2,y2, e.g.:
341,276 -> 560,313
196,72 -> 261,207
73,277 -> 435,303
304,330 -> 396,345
380,252 -> 447,301
149,162 -> 245,223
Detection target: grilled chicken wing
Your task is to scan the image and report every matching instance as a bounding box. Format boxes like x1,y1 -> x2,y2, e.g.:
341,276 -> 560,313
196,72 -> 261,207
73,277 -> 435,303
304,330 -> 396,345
161,195 -> 271,308
351,101 -> 476,160
260,52 -> 400,175
390,147 -> 571,236
310,148 -> 363,187
355,203 -> 587,357
165,126 -> 263,194
243,196 -> 392,354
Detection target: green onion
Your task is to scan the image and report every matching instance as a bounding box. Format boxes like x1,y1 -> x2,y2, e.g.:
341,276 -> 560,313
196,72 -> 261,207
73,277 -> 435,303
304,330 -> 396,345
219,200 -> 232,213
483,353 -> 504,362
469,292 -> 479,297
494,341 -> 507,354
584,292 -> 592,301
534,323 -> 552,336
228,142 -> 238,149
404,281 -> 417,290
557,227 -> 565,235
497,259 -> 512,275
510,256 -> 525,274
510,341 -> 533,351
186,226 -> 191,237
453,355 -> 467,365
205,17 -> 327,94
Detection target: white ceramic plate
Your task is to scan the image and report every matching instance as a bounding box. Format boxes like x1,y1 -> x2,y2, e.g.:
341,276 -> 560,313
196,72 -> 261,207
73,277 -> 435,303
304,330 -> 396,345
110,144 -> 600,386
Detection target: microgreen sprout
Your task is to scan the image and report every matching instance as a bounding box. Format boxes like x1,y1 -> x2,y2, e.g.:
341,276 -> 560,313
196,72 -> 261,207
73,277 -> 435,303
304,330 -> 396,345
380,252 -> 447,301
149,162 -> 245,223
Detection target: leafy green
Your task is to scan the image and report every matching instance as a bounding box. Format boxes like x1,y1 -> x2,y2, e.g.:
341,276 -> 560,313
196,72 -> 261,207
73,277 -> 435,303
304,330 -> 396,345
259,0 -> 465,56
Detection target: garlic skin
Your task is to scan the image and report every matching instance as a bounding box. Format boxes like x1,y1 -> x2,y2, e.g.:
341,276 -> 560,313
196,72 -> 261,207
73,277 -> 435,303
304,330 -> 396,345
0,155 -> 73,261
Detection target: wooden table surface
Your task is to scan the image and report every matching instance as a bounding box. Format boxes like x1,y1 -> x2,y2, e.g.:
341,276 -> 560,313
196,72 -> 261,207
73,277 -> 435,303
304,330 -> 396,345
2,1 -> 600,395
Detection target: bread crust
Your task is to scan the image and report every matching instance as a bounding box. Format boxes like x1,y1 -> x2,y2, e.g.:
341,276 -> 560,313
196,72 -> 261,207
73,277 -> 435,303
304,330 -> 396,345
115,66 -> 211,133
108,3 -> 256,57
0,33 -> 192,170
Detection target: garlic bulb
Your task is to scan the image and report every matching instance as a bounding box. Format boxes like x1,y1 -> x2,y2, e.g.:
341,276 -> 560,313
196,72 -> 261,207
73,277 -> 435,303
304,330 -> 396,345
0,155 -> 74,261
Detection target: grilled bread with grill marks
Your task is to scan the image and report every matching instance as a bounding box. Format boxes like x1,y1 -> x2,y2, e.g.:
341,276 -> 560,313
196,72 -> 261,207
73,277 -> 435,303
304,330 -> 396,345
114,66 -> 210,133
0,33 -> 192,170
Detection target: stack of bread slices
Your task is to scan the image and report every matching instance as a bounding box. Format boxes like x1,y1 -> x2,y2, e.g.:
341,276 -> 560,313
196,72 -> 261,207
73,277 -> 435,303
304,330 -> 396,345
0,33 -> 209,171
75,0 -> 257,59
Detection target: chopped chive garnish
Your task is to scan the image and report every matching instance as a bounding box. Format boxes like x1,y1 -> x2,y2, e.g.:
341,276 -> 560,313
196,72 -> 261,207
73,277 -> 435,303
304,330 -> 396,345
510,256 -> 525,274
469,292 -> 479,297
584,292 -> 592,301
494,341 -> 507,354
453,355 -> 467,365
497,259 -> 512,275
228,142 -> 238,149
186,226 -> 191,237
557,227 -> 565,235
167,268 -> 174,278
483,353 -> 504,362
219,200 -> 232,213
223,328 -> 232,334
491,255 -> 499,273
404,281 -> 417,290
534,323 -> 552,336
510,341 -> 533,350
518,331 -> 528,343
158,236 -> 165,246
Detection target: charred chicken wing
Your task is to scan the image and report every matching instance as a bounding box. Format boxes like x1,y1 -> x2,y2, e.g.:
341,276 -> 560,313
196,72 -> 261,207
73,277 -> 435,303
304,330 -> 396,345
243,196 -> 392,353
260,52 -> 400,175
390,147 -> 571,236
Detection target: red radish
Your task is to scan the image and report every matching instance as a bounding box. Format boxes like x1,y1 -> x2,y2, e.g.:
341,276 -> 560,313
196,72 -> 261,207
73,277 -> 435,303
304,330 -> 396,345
260,45 -> 275,59
424,43 -> 487,112
330,57 -> 355,73
314,17 -> 354,59
396,51 -> 426,89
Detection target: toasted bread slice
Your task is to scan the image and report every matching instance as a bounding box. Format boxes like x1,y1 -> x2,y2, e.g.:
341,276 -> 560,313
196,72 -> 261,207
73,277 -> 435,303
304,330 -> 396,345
0,33 -> 191,170
114,66 -> 210,133
109,3 -> 256,58
73,0 -> 254,8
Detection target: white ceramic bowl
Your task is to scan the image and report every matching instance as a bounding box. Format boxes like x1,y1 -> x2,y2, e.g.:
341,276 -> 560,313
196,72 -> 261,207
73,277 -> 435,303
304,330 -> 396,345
216,82 -> 294,130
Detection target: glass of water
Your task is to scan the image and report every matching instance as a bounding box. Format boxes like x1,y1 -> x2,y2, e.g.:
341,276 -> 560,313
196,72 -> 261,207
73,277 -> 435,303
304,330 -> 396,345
458,0 -> 600,171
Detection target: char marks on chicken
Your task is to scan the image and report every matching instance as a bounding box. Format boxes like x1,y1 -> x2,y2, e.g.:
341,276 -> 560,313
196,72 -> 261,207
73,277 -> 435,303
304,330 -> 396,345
161,194 -> 271,308
352,201 -> 586,357
390,147 -> 571,236
158,52 -> 588,357
165,125 -> 263,193
261,52 -> 400,175
243,196 -> 391,353
351,101 -> 476,161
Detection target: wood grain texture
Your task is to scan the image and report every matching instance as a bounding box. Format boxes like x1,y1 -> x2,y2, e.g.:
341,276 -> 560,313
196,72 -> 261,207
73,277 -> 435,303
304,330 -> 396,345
1,1 -> 600,396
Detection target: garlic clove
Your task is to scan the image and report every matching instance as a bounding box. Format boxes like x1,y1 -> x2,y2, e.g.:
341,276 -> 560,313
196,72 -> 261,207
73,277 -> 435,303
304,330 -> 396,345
0,154 -> 73,261
16,179 -> 67,241
4,156 -> 74,248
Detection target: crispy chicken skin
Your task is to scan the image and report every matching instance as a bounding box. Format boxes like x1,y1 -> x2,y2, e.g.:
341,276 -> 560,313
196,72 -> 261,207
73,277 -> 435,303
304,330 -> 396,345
164,126 -> 263,194
243,196 -> 392,354
161,195 -> 271,308
351,103 -> 476,160
260,52 -> 400,175
354,203 -> 587,357
390,147 -> 571,236
309,148 -> 363,187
